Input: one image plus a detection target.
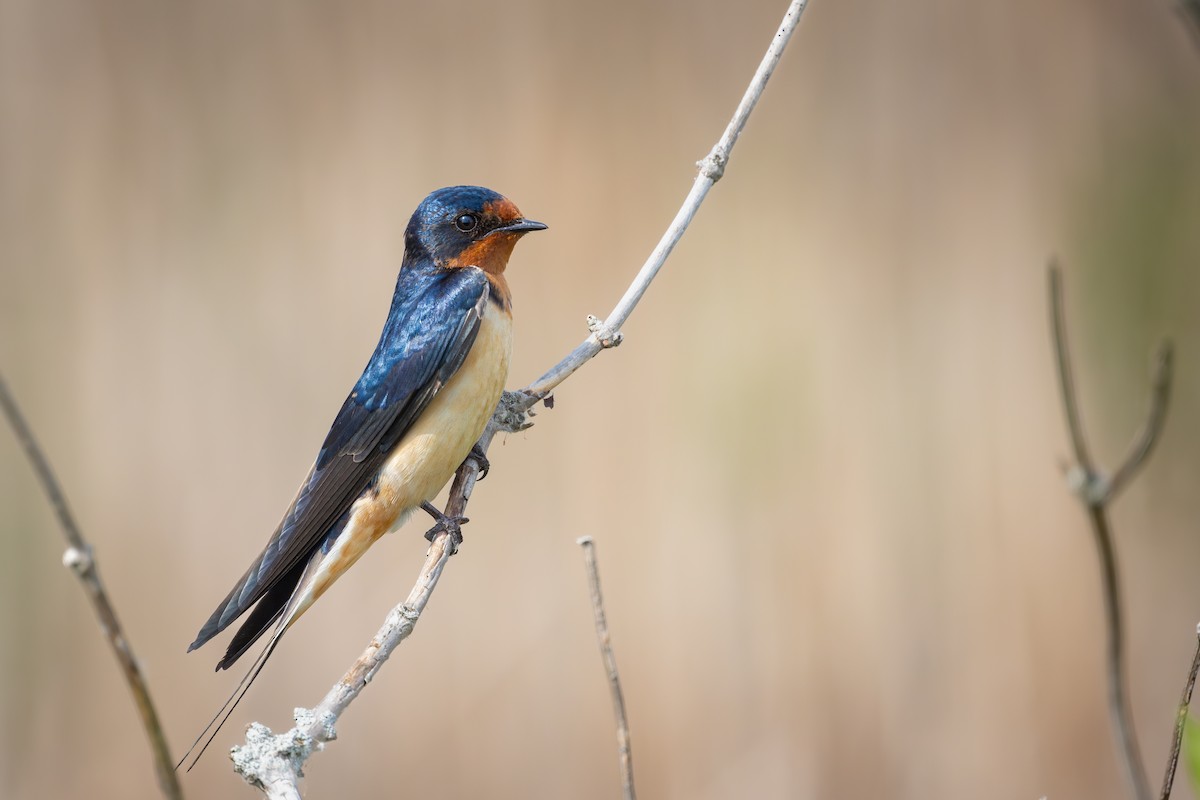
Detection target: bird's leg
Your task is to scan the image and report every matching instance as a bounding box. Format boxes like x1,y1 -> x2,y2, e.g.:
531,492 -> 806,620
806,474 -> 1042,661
464,443 -> 490,480
420,501 -> 468,547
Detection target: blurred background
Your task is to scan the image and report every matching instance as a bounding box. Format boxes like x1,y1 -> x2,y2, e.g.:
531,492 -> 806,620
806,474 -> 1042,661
2,0 -> 1200,797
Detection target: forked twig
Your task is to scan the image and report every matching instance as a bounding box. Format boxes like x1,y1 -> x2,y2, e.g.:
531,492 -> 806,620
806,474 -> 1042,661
578,537 -> 636,800
0,374 -> 183,800
1047,261 -> 1174,800
231,0 -> 812,794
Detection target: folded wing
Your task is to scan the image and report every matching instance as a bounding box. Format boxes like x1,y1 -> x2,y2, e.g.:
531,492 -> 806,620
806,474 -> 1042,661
188,266 -> 491,667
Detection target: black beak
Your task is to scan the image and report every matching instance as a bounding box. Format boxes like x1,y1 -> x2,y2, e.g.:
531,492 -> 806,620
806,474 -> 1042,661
495,218 -> 548,234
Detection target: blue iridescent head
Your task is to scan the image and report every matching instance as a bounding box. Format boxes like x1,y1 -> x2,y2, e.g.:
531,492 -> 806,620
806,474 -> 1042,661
404,186 -> 546,273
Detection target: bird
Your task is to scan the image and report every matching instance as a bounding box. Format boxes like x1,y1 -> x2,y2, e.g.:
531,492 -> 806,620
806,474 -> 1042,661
180,185 -> 545,767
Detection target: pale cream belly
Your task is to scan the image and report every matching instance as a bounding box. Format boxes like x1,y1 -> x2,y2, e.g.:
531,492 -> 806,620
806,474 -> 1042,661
283,307 -> 511,626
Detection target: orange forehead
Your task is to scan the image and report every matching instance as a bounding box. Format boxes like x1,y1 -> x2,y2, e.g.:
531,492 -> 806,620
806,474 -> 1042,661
482,198 -> 521,223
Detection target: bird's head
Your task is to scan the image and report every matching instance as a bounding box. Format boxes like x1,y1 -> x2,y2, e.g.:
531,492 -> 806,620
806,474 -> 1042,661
404,186 -> 547,274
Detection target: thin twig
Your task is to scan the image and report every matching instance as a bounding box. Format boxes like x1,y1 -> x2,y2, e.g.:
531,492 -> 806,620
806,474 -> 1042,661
1108,342 -> 1173,500
1047,261 -> 1176,800
232,0 -> 812,792
525,0 -> 810,398
578,536 -> 636,800
1160,624 -> 1200,800
1048,262 -> 1096,476
0,373 -> 183,800
1086,504 -> 1151,800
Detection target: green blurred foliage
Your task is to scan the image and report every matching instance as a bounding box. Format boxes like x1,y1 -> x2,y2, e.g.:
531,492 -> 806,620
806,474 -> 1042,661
1183,714 -> 1200,796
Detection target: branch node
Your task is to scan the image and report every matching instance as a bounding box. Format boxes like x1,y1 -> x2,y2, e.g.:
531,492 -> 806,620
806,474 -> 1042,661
2,372 -> 181,799
697,147 -> 728,182
61,544 -> 94,575
231,721 -> 314,788
1047,262 -> 1157,800
587,315 -> 624,349
384,603 -> 421,632
1064,465 -> 1110,506
490,390 -> 539,434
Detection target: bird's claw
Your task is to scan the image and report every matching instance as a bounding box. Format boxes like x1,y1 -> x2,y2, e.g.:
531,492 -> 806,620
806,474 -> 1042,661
467,443 -> 491,480
421,501 -> 468,548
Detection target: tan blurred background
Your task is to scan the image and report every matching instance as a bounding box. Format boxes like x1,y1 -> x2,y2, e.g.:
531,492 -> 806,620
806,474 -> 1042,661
2,0 -> 1200,798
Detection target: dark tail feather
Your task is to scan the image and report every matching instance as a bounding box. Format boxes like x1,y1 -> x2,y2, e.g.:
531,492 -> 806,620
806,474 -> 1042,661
218,555 -> 308,670
176,625 -> 285,772
180,513 -> 347,769
177,555 -> 312,770
188,558 -> 267,653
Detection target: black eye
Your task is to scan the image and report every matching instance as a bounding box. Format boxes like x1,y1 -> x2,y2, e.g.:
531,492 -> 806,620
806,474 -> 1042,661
454,213 -> 479,233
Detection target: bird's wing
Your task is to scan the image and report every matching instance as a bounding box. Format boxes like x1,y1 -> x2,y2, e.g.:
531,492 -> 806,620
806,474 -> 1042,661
188,267 -> 491,654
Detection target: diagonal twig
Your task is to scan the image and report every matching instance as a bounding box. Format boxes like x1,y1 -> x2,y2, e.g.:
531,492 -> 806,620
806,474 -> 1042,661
1160,624 -> 1200,800
578,536 -> 636,800
0,374 -> 183,800
1047,261 -> 1175,800
1108,342 -> 1173,501
1048,262 -> 1097,476
522,0 -> 810,397
229,0 -> 812,793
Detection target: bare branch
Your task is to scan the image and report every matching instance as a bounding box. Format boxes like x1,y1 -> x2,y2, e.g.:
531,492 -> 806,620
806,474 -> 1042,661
1160,624 -> 1200,800
526,0 -> 810,398
578,537 -> 636,800
1108,342 -> 1173,500
1048,261 -> 1097,477
1046,261 -> 1176,800
1086,504 -> 1151,800
233,0 -> 812,792
0,373 -> 183,800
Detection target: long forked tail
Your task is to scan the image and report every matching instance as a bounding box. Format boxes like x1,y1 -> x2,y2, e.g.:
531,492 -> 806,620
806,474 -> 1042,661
180,514 -> 351,768
177,621 -> 285,771
178,552 -> 315,770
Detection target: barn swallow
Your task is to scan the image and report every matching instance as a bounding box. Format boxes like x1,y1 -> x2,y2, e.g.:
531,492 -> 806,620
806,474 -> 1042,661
181,185 -> 544,766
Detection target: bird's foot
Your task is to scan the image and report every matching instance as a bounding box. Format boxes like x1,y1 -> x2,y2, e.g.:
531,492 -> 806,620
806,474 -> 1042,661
421,501 -> 468,548
466,443 -> 490,480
